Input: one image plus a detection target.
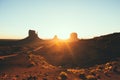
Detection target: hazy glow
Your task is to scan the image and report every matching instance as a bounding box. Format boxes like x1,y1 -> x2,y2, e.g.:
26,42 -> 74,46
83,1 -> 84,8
0,0 -> 120,39
50,39 -> 73,54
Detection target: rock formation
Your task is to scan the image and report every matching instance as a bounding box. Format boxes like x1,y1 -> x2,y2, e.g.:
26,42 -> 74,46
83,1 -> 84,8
70,32 -> 79,41
28,30 -> 39,40
53,35 -> 59,40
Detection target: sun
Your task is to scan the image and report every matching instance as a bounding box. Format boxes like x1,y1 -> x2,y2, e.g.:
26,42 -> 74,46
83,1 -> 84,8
53,32 -> 79,41
54,34 -> 69,40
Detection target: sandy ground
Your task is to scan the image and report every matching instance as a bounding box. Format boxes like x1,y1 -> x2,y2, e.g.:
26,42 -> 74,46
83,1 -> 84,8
0,59 -> 120,80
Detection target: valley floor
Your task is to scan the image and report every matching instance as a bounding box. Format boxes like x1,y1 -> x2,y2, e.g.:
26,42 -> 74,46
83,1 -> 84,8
0,59 -> 120,80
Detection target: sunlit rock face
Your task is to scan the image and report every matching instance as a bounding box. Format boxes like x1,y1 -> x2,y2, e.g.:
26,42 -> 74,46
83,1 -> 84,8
70,32 -> 79,41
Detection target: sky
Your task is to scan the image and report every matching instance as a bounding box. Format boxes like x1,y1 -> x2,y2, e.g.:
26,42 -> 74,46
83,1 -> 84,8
0,0 -> 120,39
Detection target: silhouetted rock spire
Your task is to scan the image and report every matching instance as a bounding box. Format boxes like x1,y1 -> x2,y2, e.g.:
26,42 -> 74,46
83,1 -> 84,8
53,35 -> 58,40
26,30 -> 40,40
28,30 -> 38,38
70,32 -> 78,41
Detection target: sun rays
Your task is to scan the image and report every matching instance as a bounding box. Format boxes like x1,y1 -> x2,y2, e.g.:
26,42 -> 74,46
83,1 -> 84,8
46,38 -> 74,56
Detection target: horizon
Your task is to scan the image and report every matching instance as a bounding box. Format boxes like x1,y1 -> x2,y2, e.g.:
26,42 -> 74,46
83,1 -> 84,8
0,30 -> 119,40
0,0 -> 120,39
